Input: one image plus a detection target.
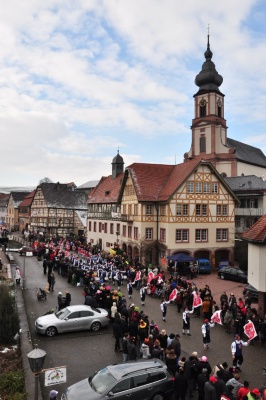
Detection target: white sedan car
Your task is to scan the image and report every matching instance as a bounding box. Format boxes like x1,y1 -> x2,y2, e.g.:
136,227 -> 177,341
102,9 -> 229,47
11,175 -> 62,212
35,305 -> 109,337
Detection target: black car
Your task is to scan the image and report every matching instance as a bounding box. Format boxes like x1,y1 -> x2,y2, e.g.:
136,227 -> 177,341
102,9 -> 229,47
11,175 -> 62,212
61,359 -> 174,400
243,284 -> 259,301
218,267 -> 247,283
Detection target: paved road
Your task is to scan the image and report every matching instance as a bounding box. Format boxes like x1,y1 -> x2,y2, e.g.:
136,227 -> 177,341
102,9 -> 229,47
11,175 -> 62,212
11,252 -> 266,400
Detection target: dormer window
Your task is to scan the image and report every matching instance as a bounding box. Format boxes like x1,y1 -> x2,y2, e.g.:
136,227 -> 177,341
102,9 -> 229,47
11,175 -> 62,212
199,99 -> 206,117
105,190 -> 110,196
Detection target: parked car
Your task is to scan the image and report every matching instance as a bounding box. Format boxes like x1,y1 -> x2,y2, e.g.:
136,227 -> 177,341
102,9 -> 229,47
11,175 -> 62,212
18,246 -> 38,256
218,267 -> 247,283
218,260 -> 230,270
61,359 -> 174,400
243,284 -> 259,301
35,305 -> 109,337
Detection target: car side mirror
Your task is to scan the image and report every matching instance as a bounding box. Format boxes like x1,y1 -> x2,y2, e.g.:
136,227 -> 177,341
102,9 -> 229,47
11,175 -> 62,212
107,392 -> 114,397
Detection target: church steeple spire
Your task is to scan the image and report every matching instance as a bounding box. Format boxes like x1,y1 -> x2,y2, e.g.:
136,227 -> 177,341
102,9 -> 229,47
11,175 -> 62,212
194,33 -> 223,95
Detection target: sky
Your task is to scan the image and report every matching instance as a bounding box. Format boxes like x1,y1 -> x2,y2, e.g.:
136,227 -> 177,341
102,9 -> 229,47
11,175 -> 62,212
1,0 -> 266,187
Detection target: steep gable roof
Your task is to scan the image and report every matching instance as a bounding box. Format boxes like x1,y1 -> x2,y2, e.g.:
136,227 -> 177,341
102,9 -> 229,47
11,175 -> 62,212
241,214 -> 266,243
123,159 -> 237,202
39,183 -> 87,209
88,173 -> 124,204
10,192 -> 30,207
19,190 -> 36,207
227,138 -> 266,168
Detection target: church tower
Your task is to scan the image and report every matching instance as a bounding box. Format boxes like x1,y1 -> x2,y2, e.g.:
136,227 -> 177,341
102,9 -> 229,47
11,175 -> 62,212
112,150 -> 124,179
184,35 -> 236,176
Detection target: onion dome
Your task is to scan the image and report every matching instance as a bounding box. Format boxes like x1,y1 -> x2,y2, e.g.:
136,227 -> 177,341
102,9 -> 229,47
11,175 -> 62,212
194,35 -> 223,95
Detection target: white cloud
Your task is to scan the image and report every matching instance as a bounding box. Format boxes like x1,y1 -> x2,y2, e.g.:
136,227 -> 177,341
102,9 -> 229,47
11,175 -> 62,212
0,0 -> 266,186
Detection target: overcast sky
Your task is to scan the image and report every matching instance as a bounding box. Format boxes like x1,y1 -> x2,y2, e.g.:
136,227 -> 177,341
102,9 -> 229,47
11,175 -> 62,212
1,0 -> 266,187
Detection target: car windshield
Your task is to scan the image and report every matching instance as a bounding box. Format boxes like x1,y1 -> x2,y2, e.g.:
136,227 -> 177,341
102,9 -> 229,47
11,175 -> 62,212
55,308 -> 70,320
89,368 -> 117,394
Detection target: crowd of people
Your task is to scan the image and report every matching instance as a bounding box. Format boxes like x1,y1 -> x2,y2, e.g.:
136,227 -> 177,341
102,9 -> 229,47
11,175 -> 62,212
15,234 -> 266,400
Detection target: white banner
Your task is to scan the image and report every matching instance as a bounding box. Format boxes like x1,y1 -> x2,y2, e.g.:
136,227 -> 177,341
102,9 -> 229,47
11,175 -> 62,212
44,367 -> 67,386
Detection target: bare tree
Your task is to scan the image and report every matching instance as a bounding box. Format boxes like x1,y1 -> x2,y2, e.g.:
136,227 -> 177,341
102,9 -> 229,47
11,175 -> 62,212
38,177 -> 53,184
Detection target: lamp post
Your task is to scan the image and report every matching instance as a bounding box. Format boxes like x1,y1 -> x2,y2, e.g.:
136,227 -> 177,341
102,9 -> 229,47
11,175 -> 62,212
22,253 -> 26,290
27,346 -> 46,400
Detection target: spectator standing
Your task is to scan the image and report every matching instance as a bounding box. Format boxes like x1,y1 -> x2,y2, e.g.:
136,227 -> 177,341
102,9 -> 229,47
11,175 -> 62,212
237,380 -> 250,400
174,367 -> 189,400
57,292 -> 64,311
65,291 -> 71,307
204,376 -> 217,400
48,272 -> 55,292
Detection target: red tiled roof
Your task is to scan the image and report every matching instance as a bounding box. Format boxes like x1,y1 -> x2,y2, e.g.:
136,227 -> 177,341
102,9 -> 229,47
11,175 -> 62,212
126,159 -> 201,201
19,190 -> 36,207
241,214 -> 266,243
88,173 -> 124,204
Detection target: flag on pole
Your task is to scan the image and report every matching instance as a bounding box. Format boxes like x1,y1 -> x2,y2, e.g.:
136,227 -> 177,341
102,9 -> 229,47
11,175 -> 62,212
244,319 -> 257,340
193,292 -> 202,308
210,310 -> 223,325
134,271 -> 141,282
147,271 -> 154,283
169,288 -> 178,301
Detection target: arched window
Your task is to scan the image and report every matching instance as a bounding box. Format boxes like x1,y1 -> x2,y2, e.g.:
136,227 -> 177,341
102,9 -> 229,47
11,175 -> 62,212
199,99 -> 206,117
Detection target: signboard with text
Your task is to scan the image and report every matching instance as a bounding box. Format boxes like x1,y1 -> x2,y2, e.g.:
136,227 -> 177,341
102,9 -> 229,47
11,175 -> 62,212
44,367 -> 67,386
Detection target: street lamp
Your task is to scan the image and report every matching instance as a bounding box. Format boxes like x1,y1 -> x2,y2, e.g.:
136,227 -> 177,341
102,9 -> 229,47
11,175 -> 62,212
27,346 -> 46,400
22,252 -> 26,290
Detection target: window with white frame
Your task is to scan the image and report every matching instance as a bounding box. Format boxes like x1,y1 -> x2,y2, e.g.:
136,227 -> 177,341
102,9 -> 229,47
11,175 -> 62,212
160,228 -> 166,242
160,205 -> 166,216
216,228 -> 228,241
195,229 -> 208,242
176,229 -> 189,242
195,182 -> 202,193
196,204 -> 208,216
212,182 -> 218,193
204,182 -> 210,193
187,181 -> 194,193
145,228 -> 153,240
217,204 -> 222,216
176,203 -> 189,216
223,205 -> 228,216
146,204 -> 152,215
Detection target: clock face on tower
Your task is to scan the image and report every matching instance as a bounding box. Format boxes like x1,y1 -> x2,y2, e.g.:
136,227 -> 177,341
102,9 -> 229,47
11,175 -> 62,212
200,99 -> 206,107
217,99 -> 222,107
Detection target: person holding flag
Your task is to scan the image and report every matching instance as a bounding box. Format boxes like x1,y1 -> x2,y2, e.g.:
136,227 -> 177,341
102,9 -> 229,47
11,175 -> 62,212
231,334 -> 250,372
201,319 -> 215,349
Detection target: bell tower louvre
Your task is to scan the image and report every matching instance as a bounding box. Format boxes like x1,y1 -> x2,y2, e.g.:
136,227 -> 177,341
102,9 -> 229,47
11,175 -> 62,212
184,35 -> 266,178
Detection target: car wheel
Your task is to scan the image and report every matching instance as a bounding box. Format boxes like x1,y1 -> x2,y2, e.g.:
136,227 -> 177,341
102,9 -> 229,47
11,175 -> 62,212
152,393 -> 165,400
45,326 -> 57,337
91,322 -> 101,332
220,274 -> 225,280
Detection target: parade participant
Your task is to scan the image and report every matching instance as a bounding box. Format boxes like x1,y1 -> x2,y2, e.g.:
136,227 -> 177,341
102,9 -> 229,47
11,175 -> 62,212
231,334 -> 249,372
160,298 -> 170,322
140,284 -> 148,306
182,307 -> 193,335
127,280 -> 133,299
201,319 -> 215,349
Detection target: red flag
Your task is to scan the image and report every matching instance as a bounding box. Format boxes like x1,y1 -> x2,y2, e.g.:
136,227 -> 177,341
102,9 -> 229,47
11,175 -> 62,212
147,271 -> 154,283
169,288 -> 177,301
193,293 -> 202,308
211,310 -> 222,325
134,271 -> 141,281
244,320 -> 257,340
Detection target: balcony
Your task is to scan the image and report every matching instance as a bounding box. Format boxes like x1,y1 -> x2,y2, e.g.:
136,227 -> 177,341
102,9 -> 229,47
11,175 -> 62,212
235,208 -> 264,216
121,214 -> 134,222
